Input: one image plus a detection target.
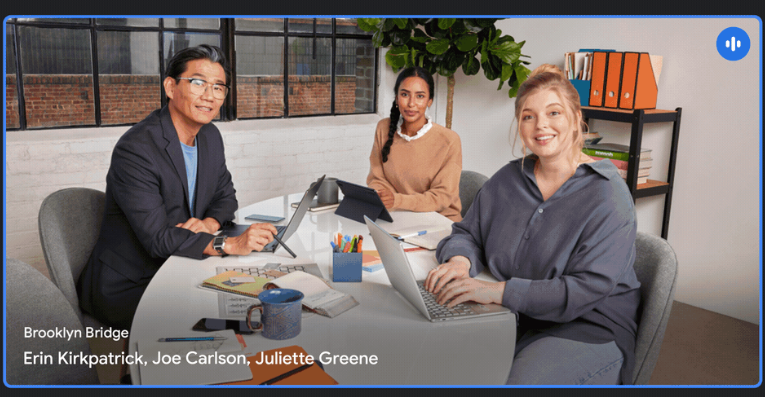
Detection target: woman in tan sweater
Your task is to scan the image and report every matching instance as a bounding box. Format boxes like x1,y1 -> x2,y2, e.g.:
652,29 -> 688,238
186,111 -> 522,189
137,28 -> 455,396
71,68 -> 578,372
367,66 -> 463,222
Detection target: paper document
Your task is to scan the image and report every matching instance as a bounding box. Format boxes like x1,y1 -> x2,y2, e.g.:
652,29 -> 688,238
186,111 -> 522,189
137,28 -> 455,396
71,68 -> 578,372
265,271 -> 358,318
137,330 -> 252,385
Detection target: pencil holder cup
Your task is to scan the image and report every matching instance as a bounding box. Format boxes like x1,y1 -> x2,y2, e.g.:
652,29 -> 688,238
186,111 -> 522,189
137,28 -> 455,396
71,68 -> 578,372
332,252 -> 362,282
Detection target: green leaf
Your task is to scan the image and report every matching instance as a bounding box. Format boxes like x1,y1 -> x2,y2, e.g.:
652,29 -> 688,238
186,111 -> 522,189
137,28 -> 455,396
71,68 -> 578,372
462,56 -> 480,75
390,29 -> 410,46
463,19 -> 483,33
480,40 -> 488,65
450,20 -> 467,36
438,18 -> 456,30
489,40 -> 522,64
357,18 -> 381,32
508,64 -> 531,97
425,20 -> 449,39
482,57 -> 498,80
476,18 -> 498,28
455,34 -> 478,52
426,38 -> 450,55
383,19 -> 396,32
501,63 -> 514,82
410,35 -> 429,43
444,49 -> 464,72
391,18 -> 408,29
385,45 -> 410,70
372,30 -> 386,47
497,79 -> 505,90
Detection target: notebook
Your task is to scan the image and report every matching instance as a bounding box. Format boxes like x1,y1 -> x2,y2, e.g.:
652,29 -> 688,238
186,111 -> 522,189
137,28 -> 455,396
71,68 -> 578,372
220,175 -> 325,253
223,345 -> 338,385
364,215 -> 512,322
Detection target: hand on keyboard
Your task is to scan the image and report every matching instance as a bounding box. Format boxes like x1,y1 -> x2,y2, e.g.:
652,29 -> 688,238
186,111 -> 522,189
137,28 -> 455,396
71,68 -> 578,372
434,278 -> 506,309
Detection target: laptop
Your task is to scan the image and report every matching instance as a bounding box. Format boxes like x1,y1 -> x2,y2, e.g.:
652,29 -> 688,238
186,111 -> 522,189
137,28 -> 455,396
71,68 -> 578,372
364,215 -> 512,322
221,175 -> 325,253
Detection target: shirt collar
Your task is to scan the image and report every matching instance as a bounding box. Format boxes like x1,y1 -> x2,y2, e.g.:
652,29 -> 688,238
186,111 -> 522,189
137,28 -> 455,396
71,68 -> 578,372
521,157 -> 618,181
396,114 -> 433,142
581,159 -> 620,180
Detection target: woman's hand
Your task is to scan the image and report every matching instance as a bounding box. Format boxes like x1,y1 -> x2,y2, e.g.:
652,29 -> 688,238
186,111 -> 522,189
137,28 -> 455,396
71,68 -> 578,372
435,278 -> 506,308
425,256 -> 471,294
376,188 -> 395,209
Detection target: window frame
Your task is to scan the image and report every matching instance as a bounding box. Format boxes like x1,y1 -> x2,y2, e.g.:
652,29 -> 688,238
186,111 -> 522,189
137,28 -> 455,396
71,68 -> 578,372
4,17 -> 377,130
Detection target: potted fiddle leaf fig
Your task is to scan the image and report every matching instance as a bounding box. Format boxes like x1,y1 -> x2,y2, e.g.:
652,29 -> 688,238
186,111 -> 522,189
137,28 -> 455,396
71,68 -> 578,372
357,18 -> 531,129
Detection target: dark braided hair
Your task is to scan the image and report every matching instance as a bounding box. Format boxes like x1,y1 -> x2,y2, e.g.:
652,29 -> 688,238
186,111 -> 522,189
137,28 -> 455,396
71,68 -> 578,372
381,66 -> 435,163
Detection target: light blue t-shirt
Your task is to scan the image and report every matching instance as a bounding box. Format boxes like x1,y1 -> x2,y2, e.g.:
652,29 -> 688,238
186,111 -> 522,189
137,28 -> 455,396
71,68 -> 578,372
180,138 -> 198,215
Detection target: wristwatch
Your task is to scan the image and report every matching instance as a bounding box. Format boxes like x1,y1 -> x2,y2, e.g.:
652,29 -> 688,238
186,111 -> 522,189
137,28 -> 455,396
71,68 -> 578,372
213,235 -> 228,257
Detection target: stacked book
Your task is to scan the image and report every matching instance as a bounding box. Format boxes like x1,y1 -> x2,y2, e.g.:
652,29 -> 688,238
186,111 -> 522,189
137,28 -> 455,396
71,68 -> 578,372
583,143 -> 652,184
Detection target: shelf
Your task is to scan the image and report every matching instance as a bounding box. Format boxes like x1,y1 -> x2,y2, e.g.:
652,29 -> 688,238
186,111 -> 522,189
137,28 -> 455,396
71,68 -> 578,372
582,107 -> 682,239
581,107 -> 678,123
634,179 -> 670,199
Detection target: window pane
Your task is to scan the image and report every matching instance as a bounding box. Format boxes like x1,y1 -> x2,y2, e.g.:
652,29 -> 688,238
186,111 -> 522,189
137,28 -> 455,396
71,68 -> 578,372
288,18 -> 314,33
163,18 -> 219,30
336,39 -> 375,114
18,26 -> 95,128
96,18 -> 159,27
6,26 -> 20,128
235,18 -> 284,32
163,32 -> 221,69
17,18 -> 89,24
235,35 -> 284,118
336,18 -> 372,35
97,31 -> 161,125
288,37 -> 331,116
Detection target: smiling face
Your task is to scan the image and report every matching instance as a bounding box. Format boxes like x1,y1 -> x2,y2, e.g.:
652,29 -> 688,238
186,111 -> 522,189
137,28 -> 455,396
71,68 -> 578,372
163,58 -> 227,136
396,76 -> 433,132
519,88 -> 579,164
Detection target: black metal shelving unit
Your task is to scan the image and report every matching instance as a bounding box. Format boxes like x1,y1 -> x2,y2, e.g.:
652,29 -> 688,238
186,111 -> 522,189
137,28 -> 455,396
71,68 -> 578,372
582,106 -> 682,239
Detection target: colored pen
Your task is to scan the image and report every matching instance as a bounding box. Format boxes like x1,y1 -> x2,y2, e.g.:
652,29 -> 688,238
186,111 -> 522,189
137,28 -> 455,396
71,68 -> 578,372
272,233 -> 297,258
357,236 -> 363,252
397,230 -> 428,240
158,337 -> 227,342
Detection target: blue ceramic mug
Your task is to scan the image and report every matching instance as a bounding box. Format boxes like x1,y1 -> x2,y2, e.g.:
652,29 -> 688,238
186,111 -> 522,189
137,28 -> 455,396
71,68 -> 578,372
246,288 -> 304,340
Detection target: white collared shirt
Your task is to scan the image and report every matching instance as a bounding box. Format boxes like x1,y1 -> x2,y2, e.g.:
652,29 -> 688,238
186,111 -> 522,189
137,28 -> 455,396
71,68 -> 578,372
396,114 -> 433,142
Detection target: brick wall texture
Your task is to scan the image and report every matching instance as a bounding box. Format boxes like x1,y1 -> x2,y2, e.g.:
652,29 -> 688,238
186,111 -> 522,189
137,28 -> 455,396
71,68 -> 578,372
11,74 -> 364,127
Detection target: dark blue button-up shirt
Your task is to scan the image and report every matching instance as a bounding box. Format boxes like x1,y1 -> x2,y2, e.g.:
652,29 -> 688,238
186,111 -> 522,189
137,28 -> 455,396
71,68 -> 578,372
437,158 -> 641,384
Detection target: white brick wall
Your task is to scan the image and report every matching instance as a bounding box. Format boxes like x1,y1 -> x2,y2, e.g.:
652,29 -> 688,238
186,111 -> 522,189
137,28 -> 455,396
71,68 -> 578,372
5,113 -> 381,278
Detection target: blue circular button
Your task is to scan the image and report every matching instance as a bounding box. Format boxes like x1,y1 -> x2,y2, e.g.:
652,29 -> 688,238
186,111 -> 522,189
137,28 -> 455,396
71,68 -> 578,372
716,27 -> 750,61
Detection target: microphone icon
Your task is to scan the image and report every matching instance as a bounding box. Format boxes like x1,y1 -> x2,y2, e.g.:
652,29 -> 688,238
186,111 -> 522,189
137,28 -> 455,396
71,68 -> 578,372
717,27 -> 750,61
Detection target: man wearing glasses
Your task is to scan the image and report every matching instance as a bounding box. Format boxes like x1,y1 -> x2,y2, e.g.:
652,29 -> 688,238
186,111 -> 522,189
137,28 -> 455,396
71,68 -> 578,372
78,45 -> 277,330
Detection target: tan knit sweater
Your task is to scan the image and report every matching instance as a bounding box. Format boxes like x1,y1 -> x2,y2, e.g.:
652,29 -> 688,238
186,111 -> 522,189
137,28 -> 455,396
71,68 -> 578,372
366,118 -> 462,222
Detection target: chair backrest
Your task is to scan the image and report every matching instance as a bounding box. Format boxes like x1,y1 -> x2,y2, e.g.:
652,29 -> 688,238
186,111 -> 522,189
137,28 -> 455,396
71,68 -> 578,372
631,232 -> 679,385
459,170 -> 489,218
6,257 -> 101,384
38,187 -> 105,322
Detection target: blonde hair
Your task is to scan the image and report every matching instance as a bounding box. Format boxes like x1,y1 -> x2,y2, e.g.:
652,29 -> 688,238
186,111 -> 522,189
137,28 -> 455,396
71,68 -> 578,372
511,64 -> 587,168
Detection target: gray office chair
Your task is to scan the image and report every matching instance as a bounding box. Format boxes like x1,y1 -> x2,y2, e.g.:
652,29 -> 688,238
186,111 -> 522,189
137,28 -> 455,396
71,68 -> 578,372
6,257 -> 101,384
631,232 -> 679,385
459,170 -> 489,218
38,187 -> 105,328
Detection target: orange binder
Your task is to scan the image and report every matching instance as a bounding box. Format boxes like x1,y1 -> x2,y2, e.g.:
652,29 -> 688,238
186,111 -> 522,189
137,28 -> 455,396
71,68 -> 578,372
603,52 -> 623,108
222,345 -> 339,385
619,52 -> 658,110
618,52 -> 640,109
588,51 -> 608,107
633,53 -> 659,109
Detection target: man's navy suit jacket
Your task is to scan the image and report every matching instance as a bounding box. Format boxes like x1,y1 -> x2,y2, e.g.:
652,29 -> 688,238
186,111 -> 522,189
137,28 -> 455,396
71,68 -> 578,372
78,106 -> 237,329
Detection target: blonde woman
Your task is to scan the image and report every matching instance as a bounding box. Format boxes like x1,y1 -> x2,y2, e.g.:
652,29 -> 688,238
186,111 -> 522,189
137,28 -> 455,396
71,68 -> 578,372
425,64 -> 640,385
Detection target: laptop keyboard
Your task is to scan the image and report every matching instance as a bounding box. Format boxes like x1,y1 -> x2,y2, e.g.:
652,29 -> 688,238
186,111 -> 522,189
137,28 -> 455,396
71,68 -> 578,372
417,281 -> 476,319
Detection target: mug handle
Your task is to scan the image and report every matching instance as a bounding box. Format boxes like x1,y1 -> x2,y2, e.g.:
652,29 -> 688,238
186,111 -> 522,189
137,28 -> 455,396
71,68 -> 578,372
246,304 -> 264,332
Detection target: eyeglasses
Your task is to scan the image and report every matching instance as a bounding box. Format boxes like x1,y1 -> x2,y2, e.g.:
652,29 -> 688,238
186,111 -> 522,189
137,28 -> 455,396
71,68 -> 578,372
176,77 -> 229,99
